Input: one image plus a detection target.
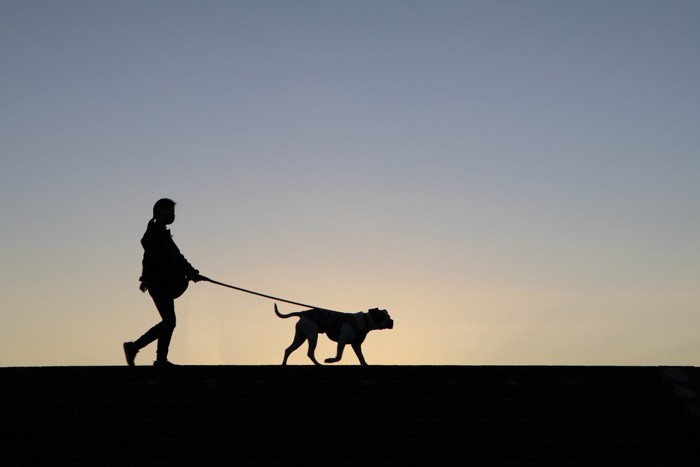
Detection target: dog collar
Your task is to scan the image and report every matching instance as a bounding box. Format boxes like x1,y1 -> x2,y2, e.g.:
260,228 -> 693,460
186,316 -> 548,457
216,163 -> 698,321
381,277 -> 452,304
361,312 -> 371,330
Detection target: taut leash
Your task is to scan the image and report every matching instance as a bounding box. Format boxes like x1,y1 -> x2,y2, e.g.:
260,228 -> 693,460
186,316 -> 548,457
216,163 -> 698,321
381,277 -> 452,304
199,276 -> 339,312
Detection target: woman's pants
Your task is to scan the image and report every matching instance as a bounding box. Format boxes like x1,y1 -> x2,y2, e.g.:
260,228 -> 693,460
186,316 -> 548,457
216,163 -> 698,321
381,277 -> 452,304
134,287 -> 176,362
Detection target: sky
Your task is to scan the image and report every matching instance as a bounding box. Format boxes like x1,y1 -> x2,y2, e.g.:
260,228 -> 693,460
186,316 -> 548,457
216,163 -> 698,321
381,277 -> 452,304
1,0 -> 699,367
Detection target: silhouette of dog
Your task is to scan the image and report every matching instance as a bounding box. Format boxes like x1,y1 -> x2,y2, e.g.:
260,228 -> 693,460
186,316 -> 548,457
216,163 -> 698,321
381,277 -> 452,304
274,304 -> 394,366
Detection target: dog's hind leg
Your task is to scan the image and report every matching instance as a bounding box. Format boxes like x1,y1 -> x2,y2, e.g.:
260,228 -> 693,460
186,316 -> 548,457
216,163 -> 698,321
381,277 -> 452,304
282,321 -> 307,365
305,324 -> 321,366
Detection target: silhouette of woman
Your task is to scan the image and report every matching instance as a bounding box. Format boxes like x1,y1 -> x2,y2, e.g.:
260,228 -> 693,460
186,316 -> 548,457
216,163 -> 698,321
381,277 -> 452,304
123,198 -> 202,366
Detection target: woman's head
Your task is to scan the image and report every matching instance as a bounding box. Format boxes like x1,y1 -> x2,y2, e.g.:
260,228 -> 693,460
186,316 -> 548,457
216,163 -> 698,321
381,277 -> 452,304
152,198 -> 176,224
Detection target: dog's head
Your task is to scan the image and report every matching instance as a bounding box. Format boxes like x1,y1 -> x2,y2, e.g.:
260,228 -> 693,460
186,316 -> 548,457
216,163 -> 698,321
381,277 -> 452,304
367,308 -> 393,330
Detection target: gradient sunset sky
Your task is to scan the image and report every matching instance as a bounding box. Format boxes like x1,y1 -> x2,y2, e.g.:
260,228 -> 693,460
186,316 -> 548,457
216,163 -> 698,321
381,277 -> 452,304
1,0 -> 698,366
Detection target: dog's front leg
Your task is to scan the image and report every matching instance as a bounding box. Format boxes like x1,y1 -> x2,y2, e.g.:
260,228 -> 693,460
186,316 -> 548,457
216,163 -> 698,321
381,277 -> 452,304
325,324 -> 353,364
324,341 -> 346,364
351,342 -> 368,366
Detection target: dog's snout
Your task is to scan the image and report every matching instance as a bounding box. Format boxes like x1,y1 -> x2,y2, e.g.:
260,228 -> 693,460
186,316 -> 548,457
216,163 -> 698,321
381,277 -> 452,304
387,319 -> 394,329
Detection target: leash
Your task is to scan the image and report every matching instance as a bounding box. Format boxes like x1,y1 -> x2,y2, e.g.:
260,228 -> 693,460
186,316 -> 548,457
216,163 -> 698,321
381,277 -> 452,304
199,276 -> 339,312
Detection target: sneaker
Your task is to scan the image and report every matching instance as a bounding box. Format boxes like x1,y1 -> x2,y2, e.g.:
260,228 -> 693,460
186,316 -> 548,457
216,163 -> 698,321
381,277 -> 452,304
123,342 -> 138,367
153,359 -> 178,367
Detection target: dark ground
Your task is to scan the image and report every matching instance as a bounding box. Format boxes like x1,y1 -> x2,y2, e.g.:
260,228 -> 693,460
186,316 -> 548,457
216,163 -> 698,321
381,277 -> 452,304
2,365 -> 700,466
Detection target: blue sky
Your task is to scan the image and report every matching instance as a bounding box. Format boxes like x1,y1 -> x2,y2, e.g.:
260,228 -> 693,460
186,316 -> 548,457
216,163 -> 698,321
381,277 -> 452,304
1,0 -> 699,366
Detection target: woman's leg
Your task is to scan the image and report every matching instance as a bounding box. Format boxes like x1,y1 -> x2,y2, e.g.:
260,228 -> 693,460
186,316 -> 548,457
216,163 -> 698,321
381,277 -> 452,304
133,288 -> 176,362
151,290 -> 176,362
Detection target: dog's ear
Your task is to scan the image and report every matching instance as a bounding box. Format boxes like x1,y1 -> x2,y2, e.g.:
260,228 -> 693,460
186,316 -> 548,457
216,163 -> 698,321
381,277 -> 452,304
368,308 -> 388,321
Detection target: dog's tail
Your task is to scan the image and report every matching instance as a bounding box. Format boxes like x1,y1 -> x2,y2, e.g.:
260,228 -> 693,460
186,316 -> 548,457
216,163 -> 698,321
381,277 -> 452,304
274,303 -> 303,319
